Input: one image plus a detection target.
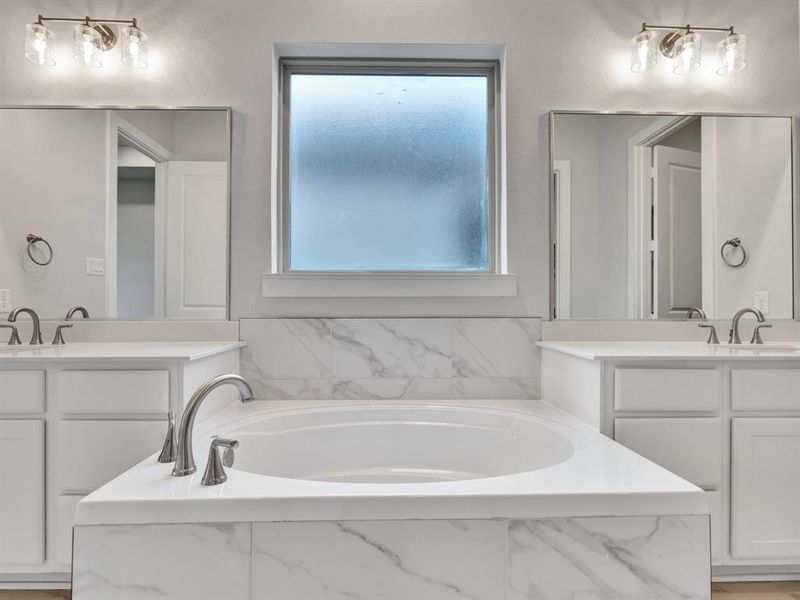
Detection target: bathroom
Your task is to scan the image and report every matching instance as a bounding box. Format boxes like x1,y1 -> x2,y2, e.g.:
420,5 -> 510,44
0,0 -> 799,598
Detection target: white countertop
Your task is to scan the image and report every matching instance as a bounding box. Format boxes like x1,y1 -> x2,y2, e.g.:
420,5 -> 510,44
539,341 -> 800,361
75,399 -> 706,526
0,341 -> 245,362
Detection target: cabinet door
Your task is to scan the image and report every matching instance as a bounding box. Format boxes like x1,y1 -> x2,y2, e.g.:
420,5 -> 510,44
732,418 -> 800,559
0,420 -> 44,565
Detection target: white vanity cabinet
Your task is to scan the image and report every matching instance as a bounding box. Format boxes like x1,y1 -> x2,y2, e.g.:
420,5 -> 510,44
0,342 -> 243,585
541,345 -> 800,578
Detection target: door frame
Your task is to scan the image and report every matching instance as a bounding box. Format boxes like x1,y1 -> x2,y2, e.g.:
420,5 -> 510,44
553,160 -> 571,318
626,115 -> 697,318
105,112 -> 170,318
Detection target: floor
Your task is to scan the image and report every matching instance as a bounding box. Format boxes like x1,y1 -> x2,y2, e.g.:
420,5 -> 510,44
0,583 -> 799,599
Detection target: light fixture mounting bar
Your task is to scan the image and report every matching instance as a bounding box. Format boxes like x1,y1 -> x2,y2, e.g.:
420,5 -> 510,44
640,22 -> 735,34
36,14 -> 138,27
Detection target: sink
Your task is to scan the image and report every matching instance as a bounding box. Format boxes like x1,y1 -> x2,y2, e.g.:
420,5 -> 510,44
719,344 -> 800,352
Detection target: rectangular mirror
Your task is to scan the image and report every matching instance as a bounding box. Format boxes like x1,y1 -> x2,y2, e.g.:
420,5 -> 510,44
0,107 -> 230,320
550,112 -> 795,320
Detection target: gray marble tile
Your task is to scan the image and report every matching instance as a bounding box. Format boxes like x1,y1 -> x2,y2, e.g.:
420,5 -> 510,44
72,523 -> 251,600
507,515 -> 710,600
240,318 -> 542,400
251,520 -> 507,600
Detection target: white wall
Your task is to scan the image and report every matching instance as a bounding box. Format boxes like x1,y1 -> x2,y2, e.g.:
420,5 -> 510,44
0,109 -> 108,318
0,0 -> 798,320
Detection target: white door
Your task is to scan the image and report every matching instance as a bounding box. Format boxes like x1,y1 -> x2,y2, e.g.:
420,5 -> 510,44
731,418 -> 800,560
165,161 -> 227,319
0,420 -> 44,566
653,145 -> 702,318
553,160 -> 571,319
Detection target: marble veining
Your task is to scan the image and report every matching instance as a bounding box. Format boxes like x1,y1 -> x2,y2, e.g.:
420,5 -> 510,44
71,515 -> 709,600
240,318 -> 542,400
251,520 -> 507,600
507,516 -> 710,600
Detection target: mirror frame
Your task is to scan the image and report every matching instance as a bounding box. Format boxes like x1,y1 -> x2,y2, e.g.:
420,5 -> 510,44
0,105 -> 233,321
549,110 -> 798,322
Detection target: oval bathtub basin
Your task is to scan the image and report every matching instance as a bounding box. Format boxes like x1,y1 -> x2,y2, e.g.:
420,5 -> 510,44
222,406 -> 576,483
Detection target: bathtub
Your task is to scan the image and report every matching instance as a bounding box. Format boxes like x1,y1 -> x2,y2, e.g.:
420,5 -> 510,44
73,400 -> 711,600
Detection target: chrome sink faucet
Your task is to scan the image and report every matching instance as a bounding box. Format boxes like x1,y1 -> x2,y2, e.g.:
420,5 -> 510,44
7,306 -> 43,345
729,307 -> 766,344
685,307 -> 707,319
171,374 -> 255,477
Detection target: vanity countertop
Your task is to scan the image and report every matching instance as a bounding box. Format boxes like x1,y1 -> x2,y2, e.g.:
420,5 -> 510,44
538,341 -> 800,361
0,341 -> 246,362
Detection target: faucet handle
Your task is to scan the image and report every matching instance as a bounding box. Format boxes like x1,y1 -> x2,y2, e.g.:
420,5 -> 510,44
202,438 -> 239,486
0,324 -> 21,346
157,412 -> 178,463
750,323 -> 773,345
698,324 -> 720,345
52,323 -> 73,345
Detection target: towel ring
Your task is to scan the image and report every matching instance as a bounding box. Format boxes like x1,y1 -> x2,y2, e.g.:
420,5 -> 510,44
720,237 -> 747,268
26,234 -> 53,266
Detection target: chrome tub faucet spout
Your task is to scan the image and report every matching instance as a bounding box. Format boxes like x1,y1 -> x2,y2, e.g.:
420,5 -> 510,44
171,374 -> 255,477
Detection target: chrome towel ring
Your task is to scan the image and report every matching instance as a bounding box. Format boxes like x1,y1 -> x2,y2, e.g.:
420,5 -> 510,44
26,234 -> 53,266
721,237 -> 747,268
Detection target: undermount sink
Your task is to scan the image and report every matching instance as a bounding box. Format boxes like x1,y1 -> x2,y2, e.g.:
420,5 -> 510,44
719,344 -> 800,352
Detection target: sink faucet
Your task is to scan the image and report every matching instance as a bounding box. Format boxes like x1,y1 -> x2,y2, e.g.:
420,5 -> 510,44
66,306 -> 89,320
7,307 -> 43,345
729,307 -> 766,344
171,374 -> 255,477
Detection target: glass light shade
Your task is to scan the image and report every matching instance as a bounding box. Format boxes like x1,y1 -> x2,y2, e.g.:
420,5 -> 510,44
25,22 -> 55,66
716,32 -> 746,76
673,31 -> 702,74
630,30 -> 657,73
120,25 -> 148,69
73,23 -> 102,68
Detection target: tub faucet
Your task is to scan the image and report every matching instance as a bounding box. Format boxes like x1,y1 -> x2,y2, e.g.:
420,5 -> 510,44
684,307 -> 707,319
729,307 -> 766,344
7,306 -> 43,345
171,374 -> 255,477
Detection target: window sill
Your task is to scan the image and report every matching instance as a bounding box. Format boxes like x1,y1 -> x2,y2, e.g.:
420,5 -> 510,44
261,272 -> 517,298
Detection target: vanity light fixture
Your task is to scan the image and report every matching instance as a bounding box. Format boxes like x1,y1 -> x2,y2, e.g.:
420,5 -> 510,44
630,23 -> 746,76
25,14 -> 147,69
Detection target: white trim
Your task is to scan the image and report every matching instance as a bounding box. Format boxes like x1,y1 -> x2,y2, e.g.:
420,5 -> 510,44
152,163 -> 168,319
553,160 -> 571,318
626,115 -> 697,319
262,272 -> 517,298
105,111 -> 171,318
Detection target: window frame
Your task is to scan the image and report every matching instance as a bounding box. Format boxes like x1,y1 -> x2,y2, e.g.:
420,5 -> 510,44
276,57 -> 501,275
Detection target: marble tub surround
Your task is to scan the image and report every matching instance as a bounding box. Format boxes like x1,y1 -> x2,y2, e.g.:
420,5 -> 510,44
240,317 -> 542,400
72,515 -> 709,600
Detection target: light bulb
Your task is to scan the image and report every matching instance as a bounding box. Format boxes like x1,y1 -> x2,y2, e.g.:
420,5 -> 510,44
25,22 -> 55,66
73,23 -> 102,68
630,30 -> 657,73
716,32 -> 746,76
673,31 -> 702,74
121,25 -> 148,68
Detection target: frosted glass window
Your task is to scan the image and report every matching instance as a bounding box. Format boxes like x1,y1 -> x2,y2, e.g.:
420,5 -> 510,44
285,67 -> 492,271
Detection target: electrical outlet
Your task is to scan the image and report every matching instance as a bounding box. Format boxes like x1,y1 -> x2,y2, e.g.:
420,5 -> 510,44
86,257 -> 105,276
0,289 -> 10,312
754,291 -> 770,315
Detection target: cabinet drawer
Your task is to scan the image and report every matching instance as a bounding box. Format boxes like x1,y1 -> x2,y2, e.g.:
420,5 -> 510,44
731,369 -> 800,411
58,420 -> 166,492
614,369 -> 721,411
0,420 -> 44,565
0,371 -> 44,413
55,495 -> 83,572
614,418 -> 722,489
57,370 -> 169,414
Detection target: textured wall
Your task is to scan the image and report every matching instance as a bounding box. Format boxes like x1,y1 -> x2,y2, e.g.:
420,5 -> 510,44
1,0 -> 798,319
